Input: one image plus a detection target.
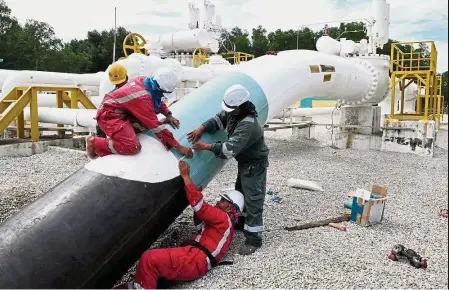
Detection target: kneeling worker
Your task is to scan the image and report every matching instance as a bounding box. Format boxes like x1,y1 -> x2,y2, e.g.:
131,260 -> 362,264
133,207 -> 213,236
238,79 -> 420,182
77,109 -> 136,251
113,160 -> 244,289
86,67 -> 193,159
96,63 -> 129,138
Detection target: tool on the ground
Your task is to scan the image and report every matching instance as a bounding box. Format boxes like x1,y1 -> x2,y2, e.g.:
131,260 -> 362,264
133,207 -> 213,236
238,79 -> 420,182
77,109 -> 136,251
388,244 -> 427,269
285,214 -> 350,231
328,223 -> 346,231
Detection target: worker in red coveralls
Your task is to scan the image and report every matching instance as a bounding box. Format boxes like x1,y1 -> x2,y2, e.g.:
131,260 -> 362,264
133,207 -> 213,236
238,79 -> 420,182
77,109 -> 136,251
112,160 -> 244,289
85,67 -> 193,159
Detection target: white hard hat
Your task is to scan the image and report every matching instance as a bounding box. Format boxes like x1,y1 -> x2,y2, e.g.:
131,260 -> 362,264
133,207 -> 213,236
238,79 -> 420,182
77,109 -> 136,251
221,84 -> 250,112
220,190 -> 244,212
153,67 -> 178,93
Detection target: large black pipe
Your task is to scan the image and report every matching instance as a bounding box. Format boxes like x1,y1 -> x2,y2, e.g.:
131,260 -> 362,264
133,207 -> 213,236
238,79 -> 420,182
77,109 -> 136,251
0,168 -> 188,288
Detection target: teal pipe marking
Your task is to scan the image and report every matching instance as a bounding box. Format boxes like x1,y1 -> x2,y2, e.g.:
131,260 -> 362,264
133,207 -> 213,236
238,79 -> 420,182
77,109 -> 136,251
144,71 -> 268,189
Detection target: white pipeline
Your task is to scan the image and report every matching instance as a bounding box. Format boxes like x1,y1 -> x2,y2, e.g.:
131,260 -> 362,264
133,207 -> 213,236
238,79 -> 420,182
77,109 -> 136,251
100,53 -> 230,97
0,69 -> 18,94
229,49 -> 389,121
27,50 -> 389,129
274,107 -> 335,119
1,71 -> 103,98
23,107 -> 97,129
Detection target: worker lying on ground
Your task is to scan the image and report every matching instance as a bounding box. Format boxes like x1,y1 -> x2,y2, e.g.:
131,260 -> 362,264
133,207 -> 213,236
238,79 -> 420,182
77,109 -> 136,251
187,84 -> 269,256
96,63 -> 129,138
112,160 -> 244,289
86,67 -> 193,159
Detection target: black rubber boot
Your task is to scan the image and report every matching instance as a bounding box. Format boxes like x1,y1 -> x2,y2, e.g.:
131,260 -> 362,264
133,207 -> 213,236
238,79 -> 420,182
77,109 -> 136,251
239,240 -> 262,256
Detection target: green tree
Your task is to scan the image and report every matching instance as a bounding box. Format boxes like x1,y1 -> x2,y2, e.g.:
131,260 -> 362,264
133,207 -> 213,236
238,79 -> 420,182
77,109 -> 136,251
251,25 -> 269,57
0,0 -> 22,69
219,27 -> 251,53
21,19 -> 64,70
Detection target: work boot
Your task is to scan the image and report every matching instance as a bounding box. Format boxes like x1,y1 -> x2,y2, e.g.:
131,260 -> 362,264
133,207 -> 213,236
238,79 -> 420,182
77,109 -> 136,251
85,136 -> 97,160
239,240 -> 262,256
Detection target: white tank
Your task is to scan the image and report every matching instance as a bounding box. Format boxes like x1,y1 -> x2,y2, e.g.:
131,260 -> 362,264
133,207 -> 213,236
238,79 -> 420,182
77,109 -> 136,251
207,39 -> 220,53
371,0 -> 389,48
316,36 -> 341,56
204,2 -> 215,24
155,29 -> 210,52
340,39 -> 360,55
188,4 -> 200,29
214,15 -> 222,27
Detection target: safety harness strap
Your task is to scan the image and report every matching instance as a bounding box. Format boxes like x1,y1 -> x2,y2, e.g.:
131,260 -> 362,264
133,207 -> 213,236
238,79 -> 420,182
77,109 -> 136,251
181,240 -> 218,267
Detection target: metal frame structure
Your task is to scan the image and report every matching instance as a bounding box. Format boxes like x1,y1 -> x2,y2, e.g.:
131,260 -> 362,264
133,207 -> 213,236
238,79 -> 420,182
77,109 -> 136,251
222,51 -> 255,65
416,75 -> 443,129
389,41 -> 441,128
0,86 -> 96,141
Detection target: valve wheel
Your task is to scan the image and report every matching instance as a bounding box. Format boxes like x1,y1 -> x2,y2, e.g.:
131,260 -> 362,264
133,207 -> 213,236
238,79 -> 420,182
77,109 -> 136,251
123,33 -> 149,57
193,47 -> 209,68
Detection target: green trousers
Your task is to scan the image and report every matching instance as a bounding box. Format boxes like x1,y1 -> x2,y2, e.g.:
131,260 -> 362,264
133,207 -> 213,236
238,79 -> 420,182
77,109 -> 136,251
235,162 -> 268,246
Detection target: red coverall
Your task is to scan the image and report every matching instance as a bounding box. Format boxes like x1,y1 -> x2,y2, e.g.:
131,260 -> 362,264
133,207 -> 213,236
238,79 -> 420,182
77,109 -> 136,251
133,183 -> 236,289
93,76 -> 179,157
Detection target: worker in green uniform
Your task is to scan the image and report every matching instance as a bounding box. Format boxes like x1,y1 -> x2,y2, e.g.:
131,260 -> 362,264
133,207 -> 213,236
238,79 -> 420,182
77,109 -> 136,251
187,84 -> 269,256
96,63 -> 129,138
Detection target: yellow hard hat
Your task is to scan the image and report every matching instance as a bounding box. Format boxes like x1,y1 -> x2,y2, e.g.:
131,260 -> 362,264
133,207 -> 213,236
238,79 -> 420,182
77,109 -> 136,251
108,63 -> 128,85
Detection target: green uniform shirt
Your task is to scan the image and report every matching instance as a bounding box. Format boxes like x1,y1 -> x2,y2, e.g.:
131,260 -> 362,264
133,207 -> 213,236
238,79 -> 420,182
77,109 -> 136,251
203,110 -> 269,165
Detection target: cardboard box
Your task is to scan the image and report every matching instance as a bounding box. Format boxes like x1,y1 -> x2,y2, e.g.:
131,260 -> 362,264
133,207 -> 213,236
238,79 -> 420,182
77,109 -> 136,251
350,185 -> 388,227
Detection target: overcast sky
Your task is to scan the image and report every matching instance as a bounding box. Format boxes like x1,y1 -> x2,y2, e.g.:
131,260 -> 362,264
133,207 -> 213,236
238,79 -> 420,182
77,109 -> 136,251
4,0 -> 448,72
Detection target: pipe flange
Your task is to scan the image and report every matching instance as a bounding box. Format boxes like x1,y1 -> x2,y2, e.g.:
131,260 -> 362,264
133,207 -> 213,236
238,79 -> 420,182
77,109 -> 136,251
338,58 -> 379,106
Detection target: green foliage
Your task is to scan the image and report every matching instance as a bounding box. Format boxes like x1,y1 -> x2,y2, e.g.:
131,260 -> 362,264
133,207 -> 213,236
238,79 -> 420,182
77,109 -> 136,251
0,0 -> 130,73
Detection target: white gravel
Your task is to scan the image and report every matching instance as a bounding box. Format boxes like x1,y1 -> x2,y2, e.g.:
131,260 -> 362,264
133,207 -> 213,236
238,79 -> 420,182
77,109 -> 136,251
0,122 -> 447,289
0,147 -> 88,223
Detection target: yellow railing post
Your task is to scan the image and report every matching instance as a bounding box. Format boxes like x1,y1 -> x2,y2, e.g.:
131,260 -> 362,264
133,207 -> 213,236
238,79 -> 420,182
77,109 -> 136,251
16,89 -> 25,139
390,73 -> 396,117
56,91 -> 65,138
30,88 -> 39,142
70,89 -> 79,109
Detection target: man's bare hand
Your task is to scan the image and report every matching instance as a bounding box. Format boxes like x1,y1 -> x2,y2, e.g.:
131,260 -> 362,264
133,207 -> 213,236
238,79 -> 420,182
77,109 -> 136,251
178,160 -> 190,178
193,141 -> 212,151
164,115 -> 180,129
187,126 -> 206,143
177,145 -> 193,158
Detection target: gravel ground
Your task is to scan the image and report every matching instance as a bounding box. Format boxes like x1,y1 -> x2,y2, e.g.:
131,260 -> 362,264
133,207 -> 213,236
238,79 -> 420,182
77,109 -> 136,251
0,147 -> 88,223
0,118 -> 447,289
